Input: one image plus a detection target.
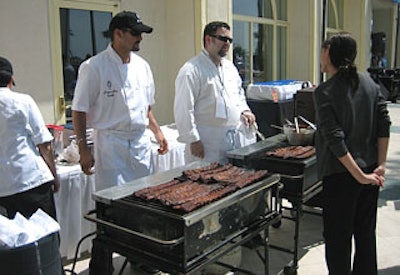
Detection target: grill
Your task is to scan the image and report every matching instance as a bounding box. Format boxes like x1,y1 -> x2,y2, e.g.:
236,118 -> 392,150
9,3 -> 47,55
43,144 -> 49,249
226,134 -> 322,274
227,134 -> 319,195
86,162 -> 281,274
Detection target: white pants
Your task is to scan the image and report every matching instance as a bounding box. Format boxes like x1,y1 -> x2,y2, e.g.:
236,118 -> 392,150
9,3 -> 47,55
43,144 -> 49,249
184,124 -> 256,164
93,129 -> 153,191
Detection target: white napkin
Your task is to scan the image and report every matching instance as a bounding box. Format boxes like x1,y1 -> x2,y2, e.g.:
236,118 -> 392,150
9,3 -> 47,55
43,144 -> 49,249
0,209 -> 60,248
27,209 -> 60,240
0,214 -> 29,248
60,140 -> 80,163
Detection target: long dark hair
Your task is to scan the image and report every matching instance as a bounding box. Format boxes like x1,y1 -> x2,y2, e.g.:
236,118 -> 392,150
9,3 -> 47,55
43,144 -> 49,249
322,33 -> 359,91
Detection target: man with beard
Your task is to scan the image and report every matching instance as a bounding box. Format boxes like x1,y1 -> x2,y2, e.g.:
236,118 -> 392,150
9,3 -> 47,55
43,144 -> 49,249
72,11 -> 168,192
72,11 -> 168,274
174,21 -> 256,164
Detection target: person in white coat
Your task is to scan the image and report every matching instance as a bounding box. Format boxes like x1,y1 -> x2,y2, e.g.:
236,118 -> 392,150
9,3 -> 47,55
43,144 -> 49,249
0,56 -> 60,220
174,21 -> 256,164
72,11 -> 169,275
72,11 -> 168,192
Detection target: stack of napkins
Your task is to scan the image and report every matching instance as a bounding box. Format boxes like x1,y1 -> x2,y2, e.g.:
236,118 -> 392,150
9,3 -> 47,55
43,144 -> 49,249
0,209 -> 60,248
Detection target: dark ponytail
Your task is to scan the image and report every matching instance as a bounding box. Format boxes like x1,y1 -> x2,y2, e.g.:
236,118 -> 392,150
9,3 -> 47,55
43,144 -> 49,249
324,33 -> 359,91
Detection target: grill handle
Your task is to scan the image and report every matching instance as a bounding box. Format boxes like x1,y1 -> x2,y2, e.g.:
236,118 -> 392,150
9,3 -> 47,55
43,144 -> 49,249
84,211 -> 184,246
279,174 -> 305,180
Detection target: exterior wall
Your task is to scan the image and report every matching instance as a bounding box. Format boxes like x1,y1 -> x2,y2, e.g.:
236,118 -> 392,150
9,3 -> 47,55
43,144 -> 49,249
344,0 -> 372,71
205,0 -> 230,24
0,0 -> 56,123
288,0 -> 318,83
121,0 -> 174,125
0,0 -> 392,126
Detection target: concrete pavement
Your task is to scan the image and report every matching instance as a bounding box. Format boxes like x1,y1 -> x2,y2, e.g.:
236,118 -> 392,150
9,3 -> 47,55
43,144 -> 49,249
64,103 -> 400,275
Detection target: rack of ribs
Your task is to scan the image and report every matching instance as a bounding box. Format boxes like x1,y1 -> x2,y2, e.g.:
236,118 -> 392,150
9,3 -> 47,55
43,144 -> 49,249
133,163 -> 269,212
265,145 -> 315,159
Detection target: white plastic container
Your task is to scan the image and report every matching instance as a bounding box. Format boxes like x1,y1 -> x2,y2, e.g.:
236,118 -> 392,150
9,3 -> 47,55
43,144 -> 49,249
246,80 -> 304,102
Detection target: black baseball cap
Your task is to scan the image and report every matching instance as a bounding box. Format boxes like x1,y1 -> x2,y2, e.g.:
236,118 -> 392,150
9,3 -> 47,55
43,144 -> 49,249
0,56 -> 15,86
109,11 -> 153,34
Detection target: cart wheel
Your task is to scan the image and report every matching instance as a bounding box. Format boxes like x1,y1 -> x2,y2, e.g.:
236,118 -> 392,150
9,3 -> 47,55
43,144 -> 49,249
271,220 -> 282,228
283,265 -> 298,275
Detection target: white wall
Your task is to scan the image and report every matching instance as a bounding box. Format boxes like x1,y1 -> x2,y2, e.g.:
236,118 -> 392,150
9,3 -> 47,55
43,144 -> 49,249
122,0 -> 172,124
0,0 -> 384,126
344,0 -> 371,71
120,0 -> 198,125
288,0 -> 316,83
164,0 -> 197,124
205,0 -> 230,24
0,0 -> 56,123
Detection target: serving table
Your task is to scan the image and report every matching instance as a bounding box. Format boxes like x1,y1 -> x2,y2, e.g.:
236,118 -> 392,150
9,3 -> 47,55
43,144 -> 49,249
55,164 -> 95,260
55,124 -> 186,260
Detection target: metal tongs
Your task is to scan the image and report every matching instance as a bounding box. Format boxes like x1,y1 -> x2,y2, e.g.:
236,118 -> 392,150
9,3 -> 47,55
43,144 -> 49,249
294,117 -> 300,133
241,114 -> 266,141
297,115 -> 317,130
252,124 -> 266,141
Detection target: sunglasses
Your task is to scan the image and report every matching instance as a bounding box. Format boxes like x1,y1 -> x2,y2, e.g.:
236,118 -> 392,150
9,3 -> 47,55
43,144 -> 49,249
209,34 -> 233,44
123,28 -> 142,37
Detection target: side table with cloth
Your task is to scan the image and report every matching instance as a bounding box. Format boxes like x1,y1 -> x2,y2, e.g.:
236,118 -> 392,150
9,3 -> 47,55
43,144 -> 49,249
152,124 -> 186,173
54,124 -> 186,260
55,164 -> 96,260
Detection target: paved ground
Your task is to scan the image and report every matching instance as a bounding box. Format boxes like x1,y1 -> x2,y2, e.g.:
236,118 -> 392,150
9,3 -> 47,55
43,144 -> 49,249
64,103 -> 400,275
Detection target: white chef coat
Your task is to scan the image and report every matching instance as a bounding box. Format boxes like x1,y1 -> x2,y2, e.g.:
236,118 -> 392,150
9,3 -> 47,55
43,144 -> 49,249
174,49 -> 253,163
72,44 -> 155,191
0,87 -> 54,197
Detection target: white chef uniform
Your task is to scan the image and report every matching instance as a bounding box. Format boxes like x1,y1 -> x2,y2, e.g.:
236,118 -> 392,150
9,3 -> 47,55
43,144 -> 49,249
0,88 -> 54,197
174,49 -> 255,164
72,44 -> 155,191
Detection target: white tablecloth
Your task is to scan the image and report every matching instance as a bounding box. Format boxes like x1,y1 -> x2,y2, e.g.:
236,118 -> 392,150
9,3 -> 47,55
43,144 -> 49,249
54,124 -> 186,259
152,124 -> 186,173
55,164 -> 96,260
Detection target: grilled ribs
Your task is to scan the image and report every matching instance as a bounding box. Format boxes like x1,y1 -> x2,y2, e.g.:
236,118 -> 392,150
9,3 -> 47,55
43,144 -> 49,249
133,163 -> 268,212
266,145 -> 315,159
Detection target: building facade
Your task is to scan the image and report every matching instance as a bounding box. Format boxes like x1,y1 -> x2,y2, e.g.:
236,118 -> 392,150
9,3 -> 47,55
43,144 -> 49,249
0,0 -> 398,125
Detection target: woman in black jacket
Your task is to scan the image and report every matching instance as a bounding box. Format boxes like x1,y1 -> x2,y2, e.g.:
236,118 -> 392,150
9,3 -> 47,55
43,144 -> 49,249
314,33 -> 391,275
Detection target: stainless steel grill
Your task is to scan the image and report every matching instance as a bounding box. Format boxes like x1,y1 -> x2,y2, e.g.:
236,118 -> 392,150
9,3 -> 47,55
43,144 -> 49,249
85,162 -> 281,274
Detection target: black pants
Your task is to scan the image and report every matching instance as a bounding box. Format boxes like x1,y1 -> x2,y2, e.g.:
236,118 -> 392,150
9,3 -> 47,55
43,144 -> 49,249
0,181 -> 57,220
323,171 -> 379,275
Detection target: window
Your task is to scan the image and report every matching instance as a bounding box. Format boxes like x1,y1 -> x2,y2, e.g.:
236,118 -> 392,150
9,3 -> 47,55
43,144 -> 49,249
233,0 -> 272,18
321,0 -> 344,82
49,0 -> 119,124
325,0 -> 344,38
61,9 -> 112,103
233,0 -> 288,87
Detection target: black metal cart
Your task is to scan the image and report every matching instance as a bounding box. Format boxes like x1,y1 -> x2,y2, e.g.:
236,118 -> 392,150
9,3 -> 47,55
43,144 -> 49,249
227,134 -> 323,275
368,67 -> 400,103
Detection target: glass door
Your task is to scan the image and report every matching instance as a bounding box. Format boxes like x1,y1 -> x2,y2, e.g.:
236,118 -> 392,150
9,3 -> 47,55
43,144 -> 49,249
49,0 -> 119,124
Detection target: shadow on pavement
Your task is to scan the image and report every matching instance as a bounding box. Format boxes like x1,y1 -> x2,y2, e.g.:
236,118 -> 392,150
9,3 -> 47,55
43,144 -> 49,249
378,265 -> 400,275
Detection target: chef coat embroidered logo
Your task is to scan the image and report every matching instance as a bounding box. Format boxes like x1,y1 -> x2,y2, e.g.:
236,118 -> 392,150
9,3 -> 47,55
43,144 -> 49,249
103,80 -> 118,97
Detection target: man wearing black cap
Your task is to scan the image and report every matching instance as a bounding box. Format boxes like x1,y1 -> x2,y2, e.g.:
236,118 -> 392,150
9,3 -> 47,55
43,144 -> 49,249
71,11 -> 168,274
72,11 -> 168,191
0,56 -> 60,221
